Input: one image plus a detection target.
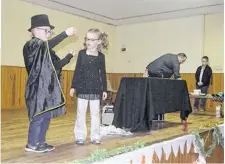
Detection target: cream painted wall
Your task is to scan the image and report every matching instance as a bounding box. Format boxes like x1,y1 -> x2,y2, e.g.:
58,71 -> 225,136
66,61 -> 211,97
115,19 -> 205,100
112,16 -> 205,73
1,0 -> 115,71
204,13 -> 224,73
1,0 -> 224,74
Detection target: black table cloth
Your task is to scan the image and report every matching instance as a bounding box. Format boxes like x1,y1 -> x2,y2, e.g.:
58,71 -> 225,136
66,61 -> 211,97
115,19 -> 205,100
112,77 -> 192,132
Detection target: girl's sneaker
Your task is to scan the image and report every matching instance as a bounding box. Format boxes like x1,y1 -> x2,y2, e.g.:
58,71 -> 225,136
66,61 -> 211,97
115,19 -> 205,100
91,140 -> 101,145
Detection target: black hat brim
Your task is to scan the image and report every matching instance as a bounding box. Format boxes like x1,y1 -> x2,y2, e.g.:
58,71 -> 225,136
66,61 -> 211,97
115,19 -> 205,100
28,25 -> 55,32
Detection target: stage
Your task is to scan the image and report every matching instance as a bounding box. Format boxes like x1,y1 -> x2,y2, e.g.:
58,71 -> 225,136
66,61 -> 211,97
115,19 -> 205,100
1,106 -> 224,163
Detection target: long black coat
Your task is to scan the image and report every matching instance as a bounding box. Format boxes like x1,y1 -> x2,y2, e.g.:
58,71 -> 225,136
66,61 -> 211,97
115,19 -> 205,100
23,37 -> 71,121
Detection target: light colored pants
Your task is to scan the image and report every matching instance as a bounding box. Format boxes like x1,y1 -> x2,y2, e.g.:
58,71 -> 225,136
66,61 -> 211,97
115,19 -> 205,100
74,98 -> 101,141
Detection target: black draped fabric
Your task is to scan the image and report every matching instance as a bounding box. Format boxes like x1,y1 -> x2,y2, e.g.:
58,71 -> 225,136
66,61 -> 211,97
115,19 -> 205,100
112,77 -> 192,132
23,38 -> 66,121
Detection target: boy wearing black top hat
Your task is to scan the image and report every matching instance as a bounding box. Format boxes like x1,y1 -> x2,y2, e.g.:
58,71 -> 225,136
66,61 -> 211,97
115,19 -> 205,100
23,14 -> 76,153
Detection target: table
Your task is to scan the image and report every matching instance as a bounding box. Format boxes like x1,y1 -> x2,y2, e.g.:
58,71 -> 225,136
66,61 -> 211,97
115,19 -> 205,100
189,94 -> 213,111
189,93 -> 213,99
189,93 -> 223,117
112,77 -> 192,132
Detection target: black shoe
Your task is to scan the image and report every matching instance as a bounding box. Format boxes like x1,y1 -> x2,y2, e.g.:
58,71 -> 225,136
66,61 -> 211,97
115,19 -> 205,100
193,106 -> 199,111
25,144 -> 48,153
76,140 -> 85,145
43,143 -> 55,152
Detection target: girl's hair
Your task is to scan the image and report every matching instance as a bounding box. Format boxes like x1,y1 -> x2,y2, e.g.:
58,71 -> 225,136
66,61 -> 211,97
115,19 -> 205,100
84,28 -> 109,51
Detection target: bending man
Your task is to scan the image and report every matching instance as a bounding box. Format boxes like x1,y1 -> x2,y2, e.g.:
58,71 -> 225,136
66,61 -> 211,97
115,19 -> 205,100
145,53 -> 187,79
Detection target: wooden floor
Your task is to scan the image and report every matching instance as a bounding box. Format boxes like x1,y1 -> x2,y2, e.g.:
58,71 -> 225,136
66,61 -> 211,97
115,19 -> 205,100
1,106 -> 224,163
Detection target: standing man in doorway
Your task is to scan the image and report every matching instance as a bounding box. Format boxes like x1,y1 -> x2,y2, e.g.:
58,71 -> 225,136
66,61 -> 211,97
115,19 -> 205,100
194,56 -> 212,111
144,53 -> 187,120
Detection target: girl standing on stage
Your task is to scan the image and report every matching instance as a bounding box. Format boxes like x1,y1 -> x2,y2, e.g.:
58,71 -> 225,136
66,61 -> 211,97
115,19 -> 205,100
70,28 -> 108,145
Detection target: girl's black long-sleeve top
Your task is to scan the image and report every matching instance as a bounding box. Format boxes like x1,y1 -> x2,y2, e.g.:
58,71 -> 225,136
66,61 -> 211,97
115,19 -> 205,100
71,49 -> 107,95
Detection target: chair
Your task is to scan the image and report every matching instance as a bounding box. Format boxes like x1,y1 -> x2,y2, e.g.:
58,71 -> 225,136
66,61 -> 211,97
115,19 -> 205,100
101,80 -> 117,125
106,80 -> 117,105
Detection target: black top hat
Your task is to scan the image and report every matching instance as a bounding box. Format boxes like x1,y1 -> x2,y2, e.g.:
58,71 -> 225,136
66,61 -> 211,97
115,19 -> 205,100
28,14 -> 55,32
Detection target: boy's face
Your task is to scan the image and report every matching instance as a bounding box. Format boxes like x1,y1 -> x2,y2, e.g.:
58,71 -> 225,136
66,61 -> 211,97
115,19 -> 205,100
202,58 -> 208,66
33,26 -> 52,41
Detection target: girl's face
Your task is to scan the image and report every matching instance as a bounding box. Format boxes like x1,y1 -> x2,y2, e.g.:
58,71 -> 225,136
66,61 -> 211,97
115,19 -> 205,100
85,32 -> 101,50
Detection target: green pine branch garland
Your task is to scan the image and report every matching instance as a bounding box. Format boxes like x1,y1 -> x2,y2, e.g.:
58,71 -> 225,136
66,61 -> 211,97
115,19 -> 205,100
70,141 -> 145,164
214,126 -> 224,148
192,126 -> 224,158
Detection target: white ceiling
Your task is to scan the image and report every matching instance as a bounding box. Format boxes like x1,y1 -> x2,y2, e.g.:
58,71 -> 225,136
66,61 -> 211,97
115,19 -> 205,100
23,0 -> 224,25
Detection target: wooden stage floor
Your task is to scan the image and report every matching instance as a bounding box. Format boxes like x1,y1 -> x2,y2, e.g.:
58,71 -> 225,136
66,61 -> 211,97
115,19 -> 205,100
1,106 -> 224,163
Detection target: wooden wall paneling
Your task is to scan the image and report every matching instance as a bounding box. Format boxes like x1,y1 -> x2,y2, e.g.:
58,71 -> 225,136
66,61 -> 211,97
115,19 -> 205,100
19,67 -> 28,109
61,71 -> 68,100
206,73 -> 224,110
1,67 -> 6,109
65,71 -> 76,105
211,74 -> 224,100
134,73 -> 143,77
1,66 -> 21,109
112,73 -> 125,89
107,73 -> 136,90
181,73 -> 225,110
181,73 -> 195,91
220,73 -> 224,91
1,66 -> 224,111
107,73 -> 121,90
14,68 -> 22,109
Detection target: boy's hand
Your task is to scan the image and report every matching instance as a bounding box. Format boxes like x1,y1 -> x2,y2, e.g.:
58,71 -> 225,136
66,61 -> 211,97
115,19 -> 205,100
65,27 -> 76,36
70,88 -> 75,97
143,69 -> 148,77
69,50 -> 76,57
198,82 -> 203,86
102,92 -> 107,100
